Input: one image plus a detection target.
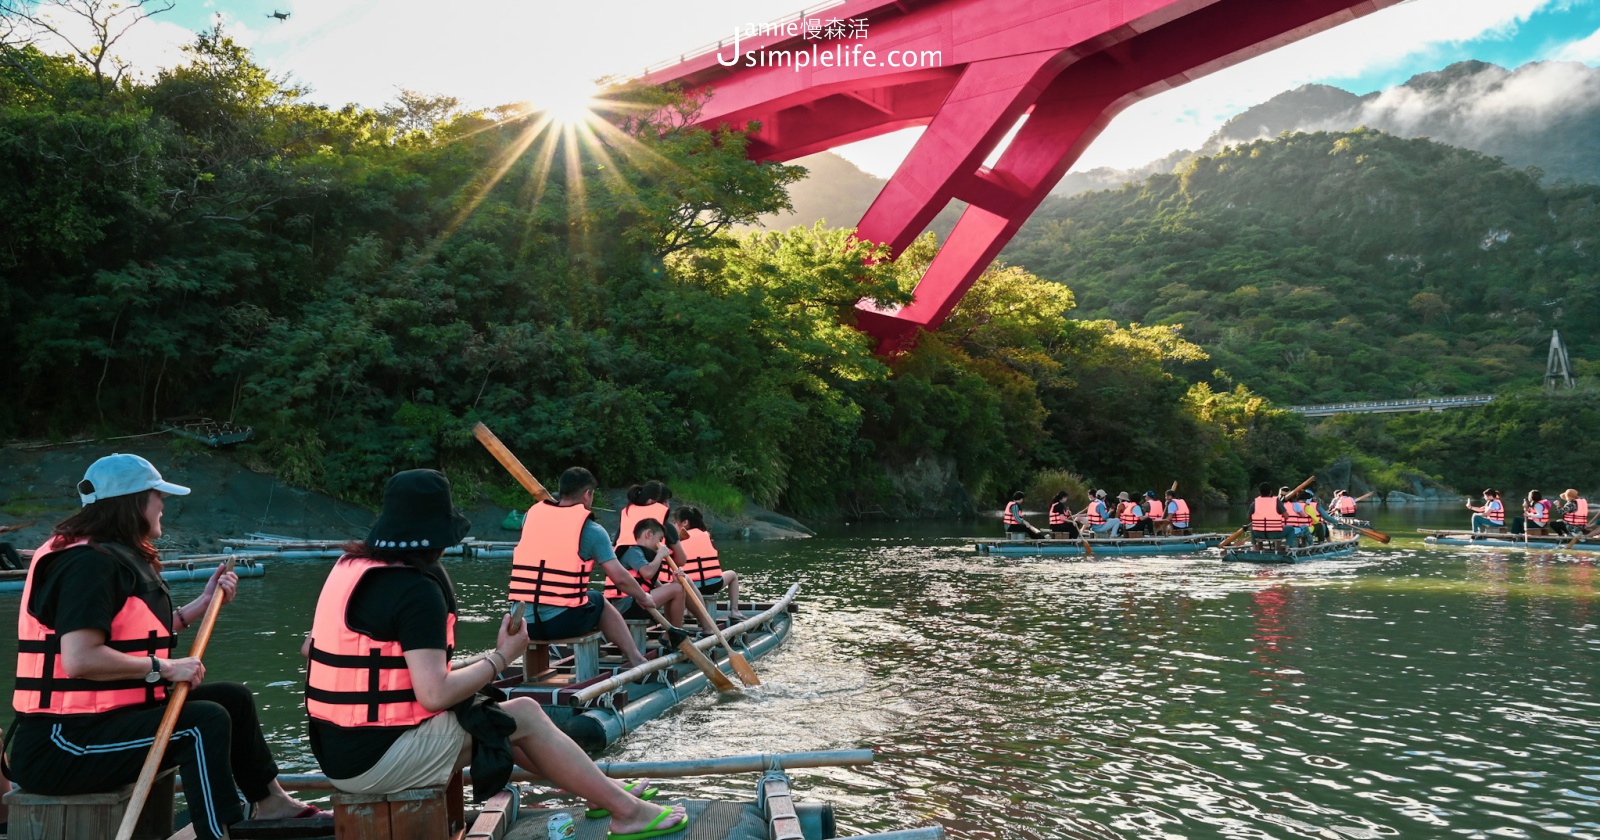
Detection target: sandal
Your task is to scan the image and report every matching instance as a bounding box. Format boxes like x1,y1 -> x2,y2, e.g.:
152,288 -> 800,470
586,780 -> 659,818
608,806 -> 689,840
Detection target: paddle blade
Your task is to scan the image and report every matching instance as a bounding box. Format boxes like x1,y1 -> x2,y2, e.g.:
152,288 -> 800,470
678,640 -> 737,692
1218,527 -> 1248,548
1359,526 -> 1392,544
1080,538 -> 1094,557
730,653 -> 761,686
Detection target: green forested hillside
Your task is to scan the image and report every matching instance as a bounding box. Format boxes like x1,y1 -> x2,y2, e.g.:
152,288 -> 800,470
1003,129 -> 1600,405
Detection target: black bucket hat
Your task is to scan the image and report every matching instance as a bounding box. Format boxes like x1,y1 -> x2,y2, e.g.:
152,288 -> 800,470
367,469 -> 472,550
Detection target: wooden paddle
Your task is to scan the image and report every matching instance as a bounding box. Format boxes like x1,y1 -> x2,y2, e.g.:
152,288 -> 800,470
640,604 -> 736,692
472,423 -> 553,504
114,559 -> 235,840
1353,491 -> 1376,503
1219,475 -> 1316,548
472,422 -> 736,692
662,553 -> 759,686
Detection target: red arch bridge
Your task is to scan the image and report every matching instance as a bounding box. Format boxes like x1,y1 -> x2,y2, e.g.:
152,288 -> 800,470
632,0 -> 1402,352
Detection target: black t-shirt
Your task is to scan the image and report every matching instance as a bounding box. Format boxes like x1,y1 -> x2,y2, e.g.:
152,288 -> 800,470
308,563 -> 455,780
27,544 -> 172,643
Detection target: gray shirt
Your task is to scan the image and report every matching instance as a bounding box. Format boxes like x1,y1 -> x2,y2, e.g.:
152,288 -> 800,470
536,519 -> 618,621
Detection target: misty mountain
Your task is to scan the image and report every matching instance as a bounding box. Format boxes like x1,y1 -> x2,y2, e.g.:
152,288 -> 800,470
754,151 -> 965,238
1202,60 -> 1600,185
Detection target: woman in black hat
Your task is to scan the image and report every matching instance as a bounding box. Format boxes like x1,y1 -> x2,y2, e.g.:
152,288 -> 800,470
5,453 -> 326,840
304,470 -> 687,839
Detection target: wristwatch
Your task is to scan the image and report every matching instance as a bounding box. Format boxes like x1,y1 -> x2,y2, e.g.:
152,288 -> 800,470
145,655 -> 163,684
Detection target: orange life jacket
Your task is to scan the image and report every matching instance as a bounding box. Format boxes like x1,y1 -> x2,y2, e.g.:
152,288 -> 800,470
14,538 -> 175,716
1169,499 -> 1191,526
1566,498 -> 1589,527
1118,502 -> 1141,527
616,503 -> 671,550
1485,500 -> 1504,524
1002,503 -> 1022,526
1146,499 -> 1164,520
1283,501 -> 1311,528
676,527 -> 722,584
604,544 -> 657,600
1527,500 -> 1549,526
305,556 -> 456,728
510,501 -> 596,609
1251,497 -> 1284,531
1048,503 -> 1069,526
1085,500 -> 1107,526
1334,496 -> 1357,515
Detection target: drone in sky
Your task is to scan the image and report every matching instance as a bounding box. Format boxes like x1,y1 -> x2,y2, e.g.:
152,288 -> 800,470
266,10 -> 290,21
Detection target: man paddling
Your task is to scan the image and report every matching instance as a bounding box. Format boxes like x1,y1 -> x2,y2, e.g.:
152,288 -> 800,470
510,467 -> 657,668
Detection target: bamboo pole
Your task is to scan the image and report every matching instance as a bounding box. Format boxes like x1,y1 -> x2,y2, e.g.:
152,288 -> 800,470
268,747 -> 872,792
572,585 -> 797,704
114,560 -> 235,840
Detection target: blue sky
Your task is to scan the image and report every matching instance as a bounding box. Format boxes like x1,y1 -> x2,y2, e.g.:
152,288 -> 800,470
1325,1 -> 1600,94
28,0 -> 1600,175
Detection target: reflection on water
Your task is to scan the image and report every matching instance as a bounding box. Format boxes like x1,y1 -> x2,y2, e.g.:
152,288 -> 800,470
0,507 -> 1595,838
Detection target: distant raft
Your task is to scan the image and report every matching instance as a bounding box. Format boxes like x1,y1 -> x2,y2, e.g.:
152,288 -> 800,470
221,534 -> 518,559
973,533 -> 1226,557
1419,530 -> 1600,552
1220,533 -> 1361,564
0,555 -> 267,593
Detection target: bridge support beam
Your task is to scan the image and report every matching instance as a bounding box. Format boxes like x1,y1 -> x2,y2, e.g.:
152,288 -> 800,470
644,0 -> 1403,353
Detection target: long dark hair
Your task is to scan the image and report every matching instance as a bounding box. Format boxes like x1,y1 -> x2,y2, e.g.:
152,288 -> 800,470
674,505 -> 707,532
340,541 -> 444,570
52,491 -> 161,568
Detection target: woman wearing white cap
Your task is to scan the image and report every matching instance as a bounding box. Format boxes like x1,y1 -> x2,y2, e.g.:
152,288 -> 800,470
3,453 -> 327,840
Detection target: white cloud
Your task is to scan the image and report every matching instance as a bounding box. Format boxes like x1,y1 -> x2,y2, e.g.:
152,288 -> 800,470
1069,0 -> 1562,171
1554,26 -> 1600,61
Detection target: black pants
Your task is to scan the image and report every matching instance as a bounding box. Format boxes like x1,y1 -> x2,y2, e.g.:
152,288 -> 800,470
1050,523 -> 1081,538
3,682 -> 277,840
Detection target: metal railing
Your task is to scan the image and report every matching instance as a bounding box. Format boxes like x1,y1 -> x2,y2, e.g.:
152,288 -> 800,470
1286,395 -> 1495,417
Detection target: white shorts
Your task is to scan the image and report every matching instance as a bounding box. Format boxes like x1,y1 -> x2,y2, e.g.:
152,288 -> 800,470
328,711 -> 469,794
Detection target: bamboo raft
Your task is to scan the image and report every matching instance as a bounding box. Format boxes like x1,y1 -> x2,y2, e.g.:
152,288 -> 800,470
500,585 -> 799,755
220,533 -> 520,559
1220,532 -> 1361,564
973,533 -> 1226,556
263,750 -> 943,840
1418,529 -> 1600,552
0,554 -> 268,593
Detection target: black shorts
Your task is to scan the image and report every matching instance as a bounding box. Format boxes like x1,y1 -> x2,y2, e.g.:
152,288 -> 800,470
607,596 -> 653,621
532,590 -> 605,639
696,577 -> 725,597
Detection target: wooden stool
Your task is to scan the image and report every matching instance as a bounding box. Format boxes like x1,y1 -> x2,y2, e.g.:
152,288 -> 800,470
526,631 -> 604,682
624,619 -> 651,653
4,767 -> 176,840
331,771 -> 464,840
464,787 -> 520,840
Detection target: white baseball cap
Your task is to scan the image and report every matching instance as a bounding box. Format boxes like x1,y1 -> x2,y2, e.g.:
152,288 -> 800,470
78,453 -> 191,506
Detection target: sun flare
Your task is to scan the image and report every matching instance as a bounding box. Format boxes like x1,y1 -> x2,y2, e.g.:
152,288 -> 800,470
532,77 -> 599,124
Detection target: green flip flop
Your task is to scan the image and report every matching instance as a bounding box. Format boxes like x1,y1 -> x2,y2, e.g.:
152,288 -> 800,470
585,781 -> 660,819
607,806 -> 689,840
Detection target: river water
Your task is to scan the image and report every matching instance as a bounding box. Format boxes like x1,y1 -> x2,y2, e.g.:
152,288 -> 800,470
1,506 -> 1596,839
